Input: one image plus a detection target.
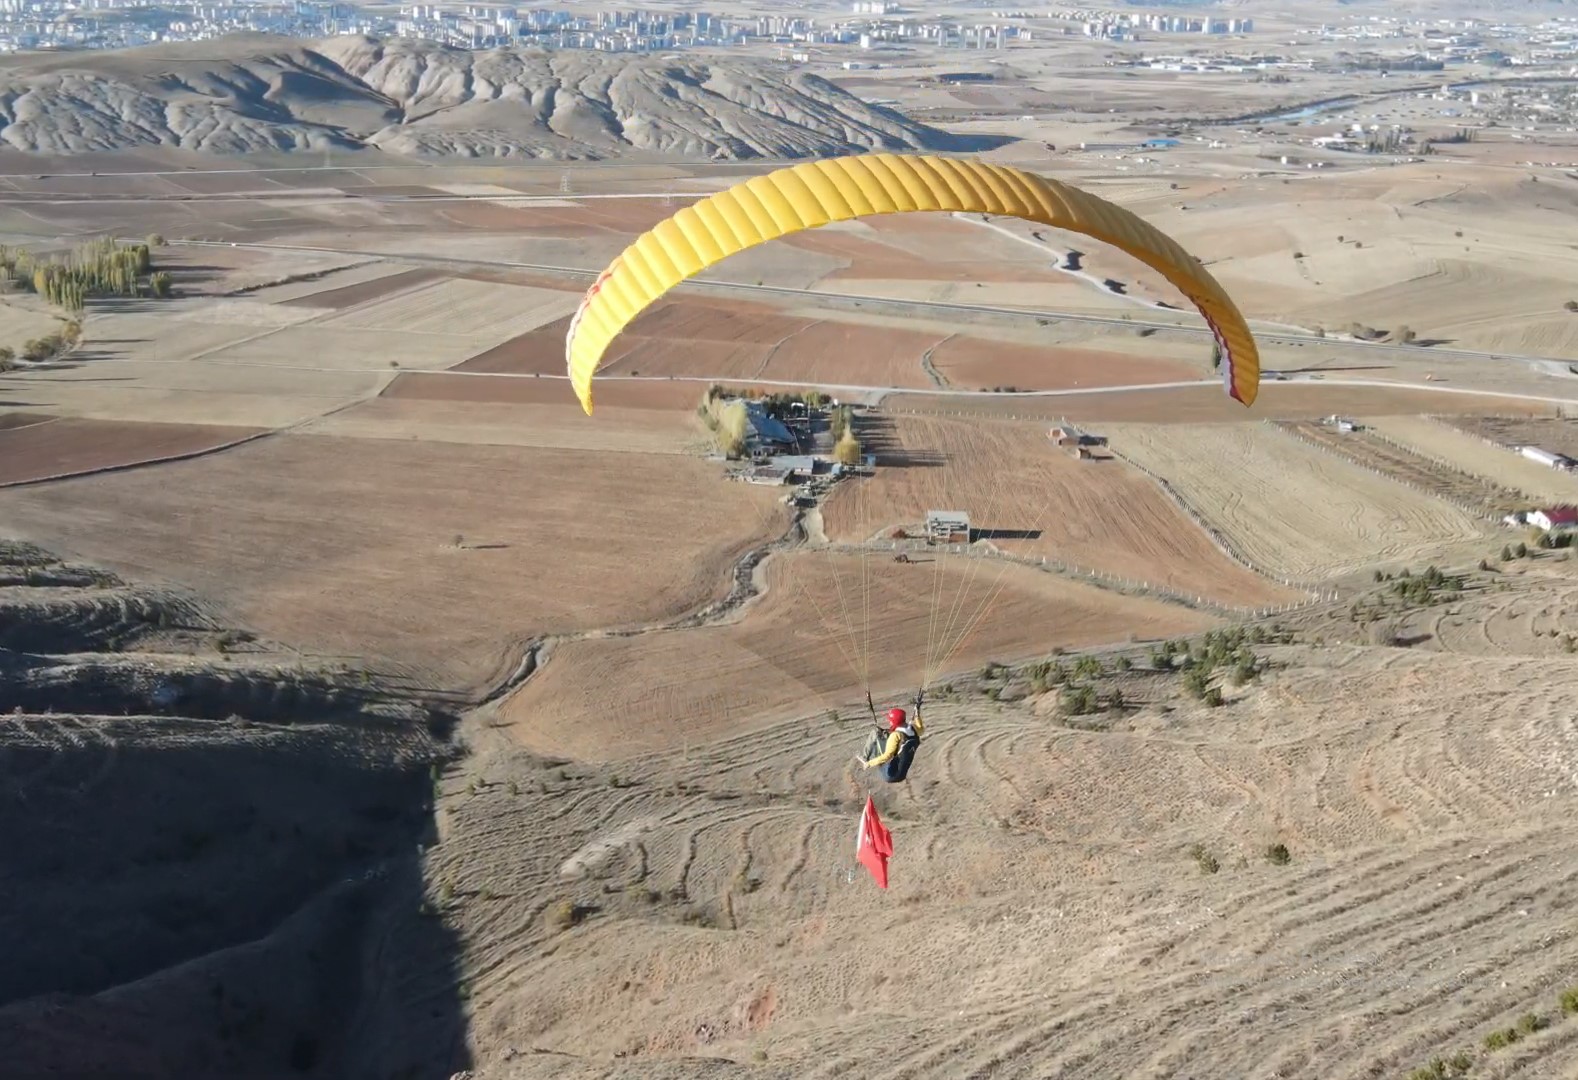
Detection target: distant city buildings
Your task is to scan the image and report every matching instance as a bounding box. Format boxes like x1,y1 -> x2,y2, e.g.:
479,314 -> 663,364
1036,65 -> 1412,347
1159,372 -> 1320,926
0,0 -> 1028,55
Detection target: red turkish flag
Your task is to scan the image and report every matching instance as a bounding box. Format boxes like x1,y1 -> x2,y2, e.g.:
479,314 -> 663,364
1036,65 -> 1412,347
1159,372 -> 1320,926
856,796 -> 893,889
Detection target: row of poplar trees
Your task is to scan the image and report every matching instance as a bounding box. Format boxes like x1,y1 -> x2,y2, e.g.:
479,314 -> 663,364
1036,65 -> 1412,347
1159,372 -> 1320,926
0,236 -> 171,313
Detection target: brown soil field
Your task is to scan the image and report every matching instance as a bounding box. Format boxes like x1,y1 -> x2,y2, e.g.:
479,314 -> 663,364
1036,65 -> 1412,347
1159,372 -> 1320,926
0,415 -> 266,487
1104,422 -> 1490,581
436,197 -> 681,236
309,396 -> 700,455
821,414 -> 1300,608
752,319 -> 946,389
277,267 -> 448,309
379,371 -> 702,411
458,298 -> 820,380
456,317 -> 570,375
0,434 -> 788,695
500,549 -> 1217,761
883,385 -> 1557,424
783,227 -> 1064,283
930,338 -> 1201,391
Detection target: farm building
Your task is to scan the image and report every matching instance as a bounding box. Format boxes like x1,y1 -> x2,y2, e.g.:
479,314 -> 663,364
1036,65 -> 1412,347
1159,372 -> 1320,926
740,466 -> 790,486
926,510 -> 971,544
1048,422 -> 1108,449
1519,445 -> 1574,470
743,401 -> 797,454
770,455 -> 823,480
1529,506 -> 1578,532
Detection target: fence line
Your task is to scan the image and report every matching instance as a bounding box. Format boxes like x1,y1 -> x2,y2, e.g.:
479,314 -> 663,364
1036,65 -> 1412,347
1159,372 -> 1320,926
827,538 -> 1336,618
1264,419 -> 1501,524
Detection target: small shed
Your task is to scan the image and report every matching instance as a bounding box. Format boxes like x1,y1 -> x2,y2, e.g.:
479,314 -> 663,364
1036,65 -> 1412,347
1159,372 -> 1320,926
1049,422 -> 1107,450
926,510 -> 971,544
740,466 -> 790,486
771,455 -> 820,480
1048,423 -> 1084,447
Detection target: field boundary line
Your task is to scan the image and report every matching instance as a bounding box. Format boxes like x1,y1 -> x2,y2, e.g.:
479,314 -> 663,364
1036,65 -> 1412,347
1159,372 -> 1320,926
0,428 -> 276,490
1268,419 -> 1507,525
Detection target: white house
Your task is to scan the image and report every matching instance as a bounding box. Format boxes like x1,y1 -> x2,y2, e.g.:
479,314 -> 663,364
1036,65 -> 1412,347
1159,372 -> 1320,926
1528,506 -> 1578,531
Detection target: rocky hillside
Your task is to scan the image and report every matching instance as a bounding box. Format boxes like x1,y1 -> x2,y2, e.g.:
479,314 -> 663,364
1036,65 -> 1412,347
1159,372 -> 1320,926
0,34 -> 964,159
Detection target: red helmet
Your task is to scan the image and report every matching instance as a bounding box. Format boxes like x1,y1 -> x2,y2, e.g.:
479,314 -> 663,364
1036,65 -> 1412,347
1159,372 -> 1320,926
887,707 -> 907,729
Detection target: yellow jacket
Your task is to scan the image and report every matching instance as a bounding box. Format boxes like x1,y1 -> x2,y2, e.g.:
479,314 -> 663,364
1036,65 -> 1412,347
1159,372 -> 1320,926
864,715 -> 924,769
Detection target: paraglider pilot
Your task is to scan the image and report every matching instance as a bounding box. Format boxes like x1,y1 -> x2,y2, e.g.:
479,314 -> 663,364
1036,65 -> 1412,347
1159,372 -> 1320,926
861,701 -> 924,783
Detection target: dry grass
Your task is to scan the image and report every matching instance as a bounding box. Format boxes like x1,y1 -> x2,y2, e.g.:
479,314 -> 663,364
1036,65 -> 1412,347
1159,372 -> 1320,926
1104,422 -> 1491,581
431,642 -> 1578,1078
1362,416 -> 1578,506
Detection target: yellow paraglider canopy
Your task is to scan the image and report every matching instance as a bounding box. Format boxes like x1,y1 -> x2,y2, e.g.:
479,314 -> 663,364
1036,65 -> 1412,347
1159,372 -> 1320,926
565,152 -> 1258,412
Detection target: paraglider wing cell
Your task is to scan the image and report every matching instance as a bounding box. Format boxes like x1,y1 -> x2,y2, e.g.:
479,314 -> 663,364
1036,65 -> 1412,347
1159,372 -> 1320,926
565,153 -> 1259,412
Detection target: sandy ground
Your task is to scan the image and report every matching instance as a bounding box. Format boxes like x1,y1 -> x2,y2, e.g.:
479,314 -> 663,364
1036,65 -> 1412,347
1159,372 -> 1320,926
821,413 -> 1302,609
0,433 -> 789,694
1103,422 -> 1492,582
499,550 -> 1218,761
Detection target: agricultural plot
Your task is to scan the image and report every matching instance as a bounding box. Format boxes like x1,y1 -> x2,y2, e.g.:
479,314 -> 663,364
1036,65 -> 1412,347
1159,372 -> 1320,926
818,414 -> 1301,610
1367,416 -> 1578,505
0,415 -> 265,487
500,549 -> 1216,761
1274,419 -> 1523,517
304,396 -> 699,455
1103,422 -> 1491,581
0,434 -> 789,695
928,338 -> 1200,392
316,278 -> 578,339
884,385 -> 1548,425
1445,416 -> 1578,462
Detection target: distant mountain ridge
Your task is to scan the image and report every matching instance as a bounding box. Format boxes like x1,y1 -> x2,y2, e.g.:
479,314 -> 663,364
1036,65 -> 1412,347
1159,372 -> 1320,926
0,34 -> 975,160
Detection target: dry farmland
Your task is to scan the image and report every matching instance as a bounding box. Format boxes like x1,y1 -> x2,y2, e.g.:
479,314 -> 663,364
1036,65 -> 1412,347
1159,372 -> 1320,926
1274,419 -> 1523,517
1367,416 -> 1578,506
0,433 -> 789,694
821,414 -> 1303,609
886,385 -> 1552,425
1103,422 -> 1491,581
1444,416 -> 1578,462
928,338 -> 1201,392
308,380 -> 702,455
0,416 -> 265,486
500,549 -> 1216,761
313,277 -> 579,338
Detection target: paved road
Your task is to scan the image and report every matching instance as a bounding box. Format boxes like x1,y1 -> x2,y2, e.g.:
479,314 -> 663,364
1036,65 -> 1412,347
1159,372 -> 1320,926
156,236 -> 1578,378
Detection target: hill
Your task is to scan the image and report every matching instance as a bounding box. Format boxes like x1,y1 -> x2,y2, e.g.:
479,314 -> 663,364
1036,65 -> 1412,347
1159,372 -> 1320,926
0,34 -> 968,160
